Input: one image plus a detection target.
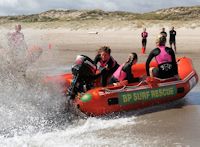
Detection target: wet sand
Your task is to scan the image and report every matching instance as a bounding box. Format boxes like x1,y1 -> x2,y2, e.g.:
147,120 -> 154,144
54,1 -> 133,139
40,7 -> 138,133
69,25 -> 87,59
1,27 -> 200,146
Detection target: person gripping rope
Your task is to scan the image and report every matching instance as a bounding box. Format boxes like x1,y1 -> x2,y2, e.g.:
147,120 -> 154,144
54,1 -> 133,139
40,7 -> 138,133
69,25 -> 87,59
109,52 -> 140,84
146,35 -> 179,79
94,46 -> 119,86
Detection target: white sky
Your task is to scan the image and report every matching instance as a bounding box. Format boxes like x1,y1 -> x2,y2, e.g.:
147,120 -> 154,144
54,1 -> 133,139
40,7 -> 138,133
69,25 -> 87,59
0,0 -> 199,16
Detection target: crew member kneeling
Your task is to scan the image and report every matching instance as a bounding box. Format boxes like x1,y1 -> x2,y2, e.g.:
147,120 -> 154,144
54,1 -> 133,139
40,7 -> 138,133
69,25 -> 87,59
146,35 -> 179,79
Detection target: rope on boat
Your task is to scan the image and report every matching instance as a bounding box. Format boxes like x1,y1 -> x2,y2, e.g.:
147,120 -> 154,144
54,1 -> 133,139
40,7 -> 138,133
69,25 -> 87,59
101,76 -> 179,93
103,80 -> 145,93
103,85 -> 127,93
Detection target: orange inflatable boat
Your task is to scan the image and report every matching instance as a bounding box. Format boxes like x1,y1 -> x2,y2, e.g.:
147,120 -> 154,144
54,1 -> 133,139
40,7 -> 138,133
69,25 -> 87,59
45,56 -> 198,116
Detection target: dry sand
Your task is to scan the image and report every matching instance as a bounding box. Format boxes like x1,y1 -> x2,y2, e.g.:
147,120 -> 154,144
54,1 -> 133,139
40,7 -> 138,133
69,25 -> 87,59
0,26 -> 200,71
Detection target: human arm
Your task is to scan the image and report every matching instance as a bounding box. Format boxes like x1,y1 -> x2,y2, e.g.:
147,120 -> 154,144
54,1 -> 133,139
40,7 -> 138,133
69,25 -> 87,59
166,47 -> 178,75
94,54 -> 101,64
122,62 -> 140,83
146,49 -> 159,76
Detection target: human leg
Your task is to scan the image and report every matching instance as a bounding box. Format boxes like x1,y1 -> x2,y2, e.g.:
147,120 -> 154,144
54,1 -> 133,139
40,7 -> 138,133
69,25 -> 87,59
149,67 -> 159,77
173,42 -> 176,52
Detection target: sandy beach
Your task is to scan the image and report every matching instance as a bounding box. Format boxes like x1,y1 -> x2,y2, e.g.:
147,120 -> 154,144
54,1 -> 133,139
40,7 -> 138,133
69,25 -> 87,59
1,25 -> 199,69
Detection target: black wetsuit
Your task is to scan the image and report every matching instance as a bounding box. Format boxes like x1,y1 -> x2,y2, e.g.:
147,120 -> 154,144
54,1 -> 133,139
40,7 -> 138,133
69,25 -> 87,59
109,61 -> 140,84
160,31 -> 167,37
169,30 -> 176,44
94,54 -> 101,65
122,62 -> 140,83
94,54 -> 119,86
141,32 -> 148,47
146,47 -> 178,79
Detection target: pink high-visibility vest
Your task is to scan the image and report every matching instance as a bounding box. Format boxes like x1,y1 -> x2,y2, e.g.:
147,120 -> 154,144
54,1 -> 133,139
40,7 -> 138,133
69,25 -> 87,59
155,46 -> 172,64
113,64 -> 127,81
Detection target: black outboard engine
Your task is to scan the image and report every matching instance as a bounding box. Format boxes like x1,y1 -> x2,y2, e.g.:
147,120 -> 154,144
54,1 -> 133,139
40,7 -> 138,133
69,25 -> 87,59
67,55 -> 97,100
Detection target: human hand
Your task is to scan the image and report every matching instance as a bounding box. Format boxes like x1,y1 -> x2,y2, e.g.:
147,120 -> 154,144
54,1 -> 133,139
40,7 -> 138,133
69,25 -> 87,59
100,68 -> 107,75
140,75 -> 147,81
174,75 -> 180,80
145,76 -> 154,82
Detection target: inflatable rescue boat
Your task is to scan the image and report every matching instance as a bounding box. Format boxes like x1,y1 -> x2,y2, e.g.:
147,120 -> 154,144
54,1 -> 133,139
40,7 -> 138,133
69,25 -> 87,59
45,56 -> 198,116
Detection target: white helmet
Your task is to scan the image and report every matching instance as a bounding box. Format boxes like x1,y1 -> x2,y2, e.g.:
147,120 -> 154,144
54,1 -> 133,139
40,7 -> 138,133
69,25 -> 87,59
75,55 -> 85,65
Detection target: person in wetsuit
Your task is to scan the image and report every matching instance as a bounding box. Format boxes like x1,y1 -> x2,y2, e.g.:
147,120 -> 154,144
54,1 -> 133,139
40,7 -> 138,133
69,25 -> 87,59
94,46 -> 119,86
146,35 -> 179,79
169,26 -> 177,53
109,52 -> 140,84
141,28 -> 148,54
7,24 -> 26,49
68,55 -> 103,99
160,28 -> 167,38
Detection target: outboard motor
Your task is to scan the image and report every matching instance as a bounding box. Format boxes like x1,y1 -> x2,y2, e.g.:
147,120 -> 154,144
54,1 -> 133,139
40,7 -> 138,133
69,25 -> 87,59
67,55 -> 97,100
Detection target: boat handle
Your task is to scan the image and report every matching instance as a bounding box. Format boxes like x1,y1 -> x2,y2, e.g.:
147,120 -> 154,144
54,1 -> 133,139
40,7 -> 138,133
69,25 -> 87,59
103,80 -> 145,93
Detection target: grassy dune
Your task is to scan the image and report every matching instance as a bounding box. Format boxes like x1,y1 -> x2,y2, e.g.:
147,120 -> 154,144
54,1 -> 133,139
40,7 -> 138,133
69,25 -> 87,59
0,6 -> 200,29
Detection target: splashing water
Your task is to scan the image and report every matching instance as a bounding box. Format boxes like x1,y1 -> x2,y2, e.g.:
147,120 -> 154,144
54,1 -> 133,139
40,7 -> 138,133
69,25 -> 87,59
0,35 -> 77,138
0,44 -> 138,146
0,38 -> 138,146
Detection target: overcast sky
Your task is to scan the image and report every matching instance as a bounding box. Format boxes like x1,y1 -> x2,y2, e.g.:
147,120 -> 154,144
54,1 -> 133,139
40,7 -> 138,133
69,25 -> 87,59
0,0 -> 199,16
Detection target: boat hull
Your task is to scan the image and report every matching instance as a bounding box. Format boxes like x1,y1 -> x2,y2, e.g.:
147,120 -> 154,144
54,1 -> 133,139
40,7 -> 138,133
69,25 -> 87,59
44,57 -> 198,116
74,57 -> 198,116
